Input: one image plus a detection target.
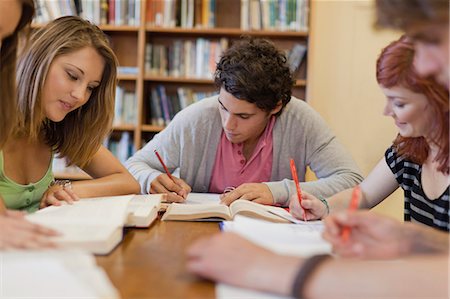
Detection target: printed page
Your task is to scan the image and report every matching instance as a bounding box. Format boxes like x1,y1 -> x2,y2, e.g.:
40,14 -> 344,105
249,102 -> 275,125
229,200 -> 290,223
184,192 -> 221,204
162,202 -> 231,220
126,194 -> 162,227
216,284 -> 293,299
1,250 -> 119,299
223,215 -> 331,257
26,195 -> 133,228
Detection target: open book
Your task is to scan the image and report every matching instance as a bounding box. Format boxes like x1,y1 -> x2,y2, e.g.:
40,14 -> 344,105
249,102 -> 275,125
161,199 -> 293,223
1,250 -> 119,299
26,194 -> 162,255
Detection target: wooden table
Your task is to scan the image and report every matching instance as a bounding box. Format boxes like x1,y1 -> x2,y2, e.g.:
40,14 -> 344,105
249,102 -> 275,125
96,219 -> 220,299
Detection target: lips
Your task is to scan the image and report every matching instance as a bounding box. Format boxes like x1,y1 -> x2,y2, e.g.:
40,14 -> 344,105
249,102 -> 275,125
59,100 -> 74,111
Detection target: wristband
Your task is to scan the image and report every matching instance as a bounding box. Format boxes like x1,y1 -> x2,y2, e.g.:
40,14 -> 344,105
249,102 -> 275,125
317,195 -> 330,216
291,254 -> 331,298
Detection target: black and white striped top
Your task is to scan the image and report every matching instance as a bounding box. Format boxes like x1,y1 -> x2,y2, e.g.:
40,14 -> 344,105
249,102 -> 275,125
385,146 -> 449,232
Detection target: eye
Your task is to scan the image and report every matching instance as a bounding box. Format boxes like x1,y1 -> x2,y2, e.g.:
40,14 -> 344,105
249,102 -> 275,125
67,71 -> 77,81
394,102 -> 405,108
239,115 -> 250,120
87,85 -> 96,92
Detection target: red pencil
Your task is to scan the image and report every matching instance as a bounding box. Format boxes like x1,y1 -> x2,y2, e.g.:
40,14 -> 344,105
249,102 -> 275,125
341,185 -> 361,242
154,149 -> 174,182
290,158 -> 306,221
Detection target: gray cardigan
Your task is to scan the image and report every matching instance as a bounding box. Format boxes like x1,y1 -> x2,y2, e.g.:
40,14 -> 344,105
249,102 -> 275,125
125,96 -> 363,206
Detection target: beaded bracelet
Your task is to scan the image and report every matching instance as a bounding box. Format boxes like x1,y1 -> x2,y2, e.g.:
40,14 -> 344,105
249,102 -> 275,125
291,254 -> 331,298
317,195 -> 330,216
49,179 -> 72,190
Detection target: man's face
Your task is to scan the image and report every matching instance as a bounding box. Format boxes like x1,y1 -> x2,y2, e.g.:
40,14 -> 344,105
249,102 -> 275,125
410,24 -> 449,89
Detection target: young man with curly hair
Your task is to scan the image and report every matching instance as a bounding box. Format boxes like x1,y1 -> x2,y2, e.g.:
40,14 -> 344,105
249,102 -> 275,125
126,38 -> 362,205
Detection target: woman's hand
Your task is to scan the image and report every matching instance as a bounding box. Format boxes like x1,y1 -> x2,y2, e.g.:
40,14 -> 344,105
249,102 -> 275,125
40,181 -> 79,208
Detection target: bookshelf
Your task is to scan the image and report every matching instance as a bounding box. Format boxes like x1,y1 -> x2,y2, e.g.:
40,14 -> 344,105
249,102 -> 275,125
33,0 -> 310,179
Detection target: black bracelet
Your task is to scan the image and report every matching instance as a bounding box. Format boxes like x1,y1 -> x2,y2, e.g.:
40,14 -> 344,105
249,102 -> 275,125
291,254 -> 331,298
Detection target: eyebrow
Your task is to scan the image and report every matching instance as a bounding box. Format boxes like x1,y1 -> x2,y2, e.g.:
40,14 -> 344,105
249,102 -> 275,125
66,63 -> 101,84
217,98 -> 255,116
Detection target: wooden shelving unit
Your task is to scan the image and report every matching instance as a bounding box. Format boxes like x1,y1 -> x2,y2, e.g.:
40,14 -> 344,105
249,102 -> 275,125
34,0 -> 310,180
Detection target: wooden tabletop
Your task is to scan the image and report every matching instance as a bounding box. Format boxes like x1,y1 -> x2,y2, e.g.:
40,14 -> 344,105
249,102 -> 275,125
96,218 -> 220,299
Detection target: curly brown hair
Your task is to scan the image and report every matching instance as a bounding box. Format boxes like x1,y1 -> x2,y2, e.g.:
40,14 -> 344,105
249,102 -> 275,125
214,37 -> 294,116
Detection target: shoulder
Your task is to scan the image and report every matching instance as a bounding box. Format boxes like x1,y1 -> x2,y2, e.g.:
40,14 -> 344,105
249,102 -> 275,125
277,97 -> 331,133
385,146 -> 420,176
160,95 -> 221,135
280,97 -> 324,122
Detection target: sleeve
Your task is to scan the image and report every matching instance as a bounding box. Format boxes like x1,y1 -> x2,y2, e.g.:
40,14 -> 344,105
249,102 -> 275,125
384,146 -> 404,185
125,115 -> 185,194
266,102 -> 364,206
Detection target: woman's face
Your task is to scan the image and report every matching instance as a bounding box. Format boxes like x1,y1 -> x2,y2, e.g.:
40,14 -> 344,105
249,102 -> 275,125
41,46 -> 105,122
218,88 -> 281,147
0,0 -> 21,47
381,85 -> 434,139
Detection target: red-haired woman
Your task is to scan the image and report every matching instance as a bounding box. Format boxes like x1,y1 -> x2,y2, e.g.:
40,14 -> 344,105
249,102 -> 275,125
290,36 -> 449,232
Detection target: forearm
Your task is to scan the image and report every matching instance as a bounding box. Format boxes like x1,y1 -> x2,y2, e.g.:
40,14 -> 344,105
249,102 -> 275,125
304,255 -> 449,299
72,172 -> 140,198
403,222 -> 449,254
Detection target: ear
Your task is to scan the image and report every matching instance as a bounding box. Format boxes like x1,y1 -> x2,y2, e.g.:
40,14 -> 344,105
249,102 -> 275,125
270,100 -> 283,116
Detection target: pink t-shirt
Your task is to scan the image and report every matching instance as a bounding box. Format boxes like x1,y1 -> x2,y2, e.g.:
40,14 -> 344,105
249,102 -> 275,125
208,116 -> 275,193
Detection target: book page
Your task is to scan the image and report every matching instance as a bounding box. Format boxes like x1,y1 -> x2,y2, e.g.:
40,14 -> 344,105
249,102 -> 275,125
126,194 -> 162,227
222,215 -> 331,257
1,250 -> 119,299
162,203 -> 231,221
216,284 -> 293,299
185,192 -> 221,205
26,195 -> 133,228
229,200 -> 290,223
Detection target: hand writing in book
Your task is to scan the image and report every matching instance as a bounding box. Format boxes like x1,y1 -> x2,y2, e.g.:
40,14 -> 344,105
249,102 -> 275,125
289,191 -> 327,221
150,174 -> 192,203
322,211 -> 410,259
187,232 -> 301,296
40,183 -> 79,208
0,210 -> 59,249
220,183 -> 274,206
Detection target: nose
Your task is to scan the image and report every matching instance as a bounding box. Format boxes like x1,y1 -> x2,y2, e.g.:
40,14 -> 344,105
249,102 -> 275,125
383,101 -> 393,117
70,84 -> 87,103
414,43 -> 440,78
223,114 -> 237,131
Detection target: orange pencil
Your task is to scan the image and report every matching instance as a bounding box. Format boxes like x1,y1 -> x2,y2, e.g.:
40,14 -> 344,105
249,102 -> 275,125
341,185 -> 361,242
290,158 -> 306,221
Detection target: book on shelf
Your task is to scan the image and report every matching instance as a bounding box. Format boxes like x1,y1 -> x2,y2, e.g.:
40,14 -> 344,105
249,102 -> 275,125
145,37 -> 228,79
114,86 -> 137,126
26,194 -> 163,255
161,199 -> 294,223
147,85 -> 217,126
1,250 -> 119,299
33,0 -> 140,26
146,0 -> 215,28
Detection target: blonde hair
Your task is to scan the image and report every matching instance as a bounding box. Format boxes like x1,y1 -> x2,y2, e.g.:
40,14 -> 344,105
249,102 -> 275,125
0,0 -> 34,148
16,16 -> 118,167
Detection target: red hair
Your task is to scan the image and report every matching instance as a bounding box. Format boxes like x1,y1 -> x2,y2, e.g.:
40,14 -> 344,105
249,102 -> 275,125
376,36 -> 449,174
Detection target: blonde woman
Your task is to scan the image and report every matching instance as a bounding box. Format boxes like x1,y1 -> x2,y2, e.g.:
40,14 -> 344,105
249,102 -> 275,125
1,16 -> 140,213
